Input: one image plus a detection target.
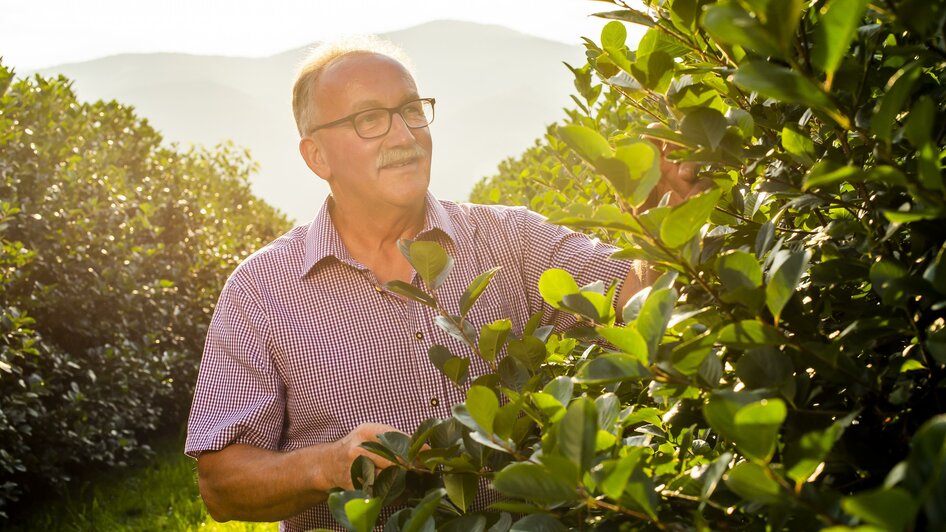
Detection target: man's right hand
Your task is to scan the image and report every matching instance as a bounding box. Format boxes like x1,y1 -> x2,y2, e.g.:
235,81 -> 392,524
195,422 -> 403,523
324,422 -> 400,490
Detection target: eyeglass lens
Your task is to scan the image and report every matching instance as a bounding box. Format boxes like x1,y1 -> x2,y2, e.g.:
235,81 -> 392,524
354,100 -> 434,138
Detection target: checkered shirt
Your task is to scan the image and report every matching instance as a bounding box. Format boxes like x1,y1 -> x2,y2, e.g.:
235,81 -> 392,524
185,192 -> 632,531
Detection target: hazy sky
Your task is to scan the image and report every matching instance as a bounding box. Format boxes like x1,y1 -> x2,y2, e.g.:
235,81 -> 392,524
4,0 -> 646,70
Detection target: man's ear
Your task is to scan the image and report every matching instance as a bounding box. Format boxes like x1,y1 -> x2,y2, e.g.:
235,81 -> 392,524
299,136 -> 331,182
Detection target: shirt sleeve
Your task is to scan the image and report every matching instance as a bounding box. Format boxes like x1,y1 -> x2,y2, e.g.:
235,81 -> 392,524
515,207 -> 636,330
184,277 -> 284,458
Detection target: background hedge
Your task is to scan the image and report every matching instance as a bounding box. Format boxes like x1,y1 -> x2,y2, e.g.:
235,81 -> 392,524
0,64 -> 290,518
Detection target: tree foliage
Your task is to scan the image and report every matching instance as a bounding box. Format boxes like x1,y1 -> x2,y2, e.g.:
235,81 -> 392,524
0,63 -> 289,517
332,0 -> 946,530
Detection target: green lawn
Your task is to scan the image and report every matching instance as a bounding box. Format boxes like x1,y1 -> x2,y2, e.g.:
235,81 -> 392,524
9,429 -> 278,531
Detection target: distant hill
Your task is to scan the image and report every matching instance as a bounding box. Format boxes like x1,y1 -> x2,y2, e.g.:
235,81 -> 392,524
29,20 -> 584,223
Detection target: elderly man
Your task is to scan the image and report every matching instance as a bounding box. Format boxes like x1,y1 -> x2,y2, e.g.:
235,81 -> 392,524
185,38 -> 697,531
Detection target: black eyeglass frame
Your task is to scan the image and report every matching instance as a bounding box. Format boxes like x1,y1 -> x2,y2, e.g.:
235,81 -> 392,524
306,97 -> 436,139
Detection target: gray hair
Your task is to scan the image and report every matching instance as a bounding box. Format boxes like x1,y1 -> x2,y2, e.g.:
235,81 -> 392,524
291,36 -> 413,137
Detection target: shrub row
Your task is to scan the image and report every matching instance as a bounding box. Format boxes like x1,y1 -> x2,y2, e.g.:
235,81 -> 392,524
0,64 -> 289,518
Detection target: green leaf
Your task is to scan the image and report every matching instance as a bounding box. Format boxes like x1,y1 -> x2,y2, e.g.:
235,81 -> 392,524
593,8 -> 655,27
443,473 -> 479,513
725,462 -> 784,505
508,335 -> 547,371
755,221 -> 775,258
781,125 -> 816,165
736,347 -> 793,388
532,392 -> 567,422
902,414 -> 946,527
922,243 -> 946,295
905,96 -> 935,148
872,61 -> 923,144
460,266 -> 501,317
407,240 -> 453,290
558,125 -> 612,165
374,467 -> 406,507
732,398 -> 787,462
811,0 -> 869,82
499,356 -> 531,392
327,490 -> 371,531
538,268 -> 580,309
510,514 -> 569,531
435,315 -> 477,346
344,497 -> 382,532
466,386 -> 499,435
681,108 -> 728,150
493,462 -> 579,504
600,453 -> 636,500
557,397 -> 598,473
784,412 -> 855,483
716,250 -> 763,291
543,376 -> 574,406
595,392 -> 620,430
764,0 -> 805,49
635,287 -> 677,362
383,280 -> 437,308
927,328 -> 946,365
597,325 -> 648,365
614,141 -> 662,206
733,61 -> 845,127
802,161 -> 865,191
765,249 -> 811,324
479,319 -> 512,364
717,320 -> 786,347
377,432 -> 411,462
882,208 -> 945,223
659,187 -> 722,248
440,514 -> 487,532
350,455 -> 375,490
428,345 -> 470,386
671,330 -> 717,376
402,488 -> 446,532
701,4 -> 784,58
575,354 -> 651,384
726,107 -> 756,138
842,487 -> 918,531
635,27 -> 691,59
870,259 -> 909,307
601,20 -> 627,49
630,50 -> 675,93
705,391 -> 786,463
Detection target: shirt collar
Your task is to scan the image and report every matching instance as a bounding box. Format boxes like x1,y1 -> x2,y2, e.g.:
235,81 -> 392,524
301,190 -> 457,278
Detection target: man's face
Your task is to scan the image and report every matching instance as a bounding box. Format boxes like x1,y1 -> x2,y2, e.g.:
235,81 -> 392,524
307,53 -> 433,211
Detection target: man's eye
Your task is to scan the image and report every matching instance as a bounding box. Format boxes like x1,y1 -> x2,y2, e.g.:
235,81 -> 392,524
402,103 -> 423,117
358,111 -> 385,124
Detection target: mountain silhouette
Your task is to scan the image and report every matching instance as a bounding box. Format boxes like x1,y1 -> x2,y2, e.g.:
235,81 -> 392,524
30,20 -> 584,222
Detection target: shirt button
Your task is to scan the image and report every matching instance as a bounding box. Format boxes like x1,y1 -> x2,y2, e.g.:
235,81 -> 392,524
374,285 -> 383,293
429,397 -> 440,407
415,332 -> 424,340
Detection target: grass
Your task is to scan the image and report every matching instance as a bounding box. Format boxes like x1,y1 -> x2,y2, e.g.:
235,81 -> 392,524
8,428 -> 278,531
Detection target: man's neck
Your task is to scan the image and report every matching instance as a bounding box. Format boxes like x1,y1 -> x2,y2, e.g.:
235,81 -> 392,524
328,196 -> 426,284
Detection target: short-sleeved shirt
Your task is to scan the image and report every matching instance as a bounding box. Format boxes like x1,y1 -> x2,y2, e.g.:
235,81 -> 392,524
185,192 -> 633,531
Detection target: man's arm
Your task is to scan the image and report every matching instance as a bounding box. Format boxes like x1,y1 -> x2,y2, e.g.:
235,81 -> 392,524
196,423 -> 399,523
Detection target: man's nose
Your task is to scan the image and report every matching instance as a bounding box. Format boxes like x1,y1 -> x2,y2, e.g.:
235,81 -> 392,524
385,112 -> 417,144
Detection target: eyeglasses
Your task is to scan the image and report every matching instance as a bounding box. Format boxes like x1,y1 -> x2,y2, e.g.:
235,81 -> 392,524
307,98 -> 436,139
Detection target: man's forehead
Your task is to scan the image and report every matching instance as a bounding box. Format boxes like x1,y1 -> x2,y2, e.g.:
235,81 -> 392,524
319,53 -> 417,94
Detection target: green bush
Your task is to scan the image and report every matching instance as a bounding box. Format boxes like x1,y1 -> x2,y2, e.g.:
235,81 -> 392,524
0,64 -> 289,518
329,1 -> 946,530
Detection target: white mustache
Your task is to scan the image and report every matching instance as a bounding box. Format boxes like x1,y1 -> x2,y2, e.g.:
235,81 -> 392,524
378,145 -> 428,168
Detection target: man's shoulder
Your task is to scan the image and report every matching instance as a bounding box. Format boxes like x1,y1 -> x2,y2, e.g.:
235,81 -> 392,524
228,223 -> 308,285
439,199 -> 530,226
